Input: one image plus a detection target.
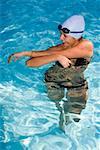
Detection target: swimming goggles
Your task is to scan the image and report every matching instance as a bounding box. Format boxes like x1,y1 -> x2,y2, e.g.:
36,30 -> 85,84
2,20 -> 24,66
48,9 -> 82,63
58,24 -> 84,34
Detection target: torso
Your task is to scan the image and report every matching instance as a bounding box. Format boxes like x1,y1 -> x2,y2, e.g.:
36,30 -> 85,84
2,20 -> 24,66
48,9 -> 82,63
45,38 -> 92,87
56,38 -> 92,66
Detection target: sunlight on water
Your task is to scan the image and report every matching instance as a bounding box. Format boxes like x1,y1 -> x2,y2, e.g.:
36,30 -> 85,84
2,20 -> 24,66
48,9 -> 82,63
0,0 -> 100,149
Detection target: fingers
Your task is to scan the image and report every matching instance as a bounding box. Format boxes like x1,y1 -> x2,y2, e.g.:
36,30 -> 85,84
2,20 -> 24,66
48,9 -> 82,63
62,62 -> 70,68
68,63 -> 72,68
65,59 -> 72,68
14,57 -> 19,62
8,54 -> 18,63
8,54 -> 14,63
58,56 -> 72,68
67,59 -> 72,64
63,60 -> 72,68
63,59 -> 72,68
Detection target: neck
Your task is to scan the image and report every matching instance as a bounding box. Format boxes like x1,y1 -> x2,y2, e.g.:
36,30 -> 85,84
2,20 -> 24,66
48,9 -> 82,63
72,37 -> 83,47
63,37 -> 83,49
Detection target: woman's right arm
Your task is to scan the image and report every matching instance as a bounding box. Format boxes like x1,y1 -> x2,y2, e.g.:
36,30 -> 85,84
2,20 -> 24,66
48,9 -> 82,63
8,44 -> 66,63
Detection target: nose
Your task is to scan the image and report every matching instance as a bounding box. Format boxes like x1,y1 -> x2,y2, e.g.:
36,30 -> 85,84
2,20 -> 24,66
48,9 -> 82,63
60,33 -> 65,41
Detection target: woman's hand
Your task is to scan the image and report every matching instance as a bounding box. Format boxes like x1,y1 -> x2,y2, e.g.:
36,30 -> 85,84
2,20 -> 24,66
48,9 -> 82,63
57,55 -> 72,68
8,52 -> 25,63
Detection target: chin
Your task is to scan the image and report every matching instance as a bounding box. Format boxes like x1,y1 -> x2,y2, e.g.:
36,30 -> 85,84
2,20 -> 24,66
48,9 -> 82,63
64,42 -> 70,45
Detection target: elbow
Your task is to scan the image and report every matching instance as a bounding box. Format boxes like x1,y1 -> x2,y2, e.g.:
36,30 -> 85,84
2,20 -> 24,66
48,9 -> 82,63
26,61 -> 32,67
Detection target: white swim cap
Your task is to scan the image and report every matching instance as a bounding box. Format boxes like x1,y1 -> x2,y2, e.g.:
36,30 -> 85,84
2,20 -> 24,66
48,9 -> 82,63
61,15 -> 85,39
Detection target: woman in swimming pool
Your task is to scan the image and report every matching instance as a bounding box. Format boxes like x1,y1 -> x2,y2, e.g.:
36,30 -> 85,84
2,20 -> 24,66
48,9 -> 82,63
8,15 -> 93,69
8,15 -> 93,116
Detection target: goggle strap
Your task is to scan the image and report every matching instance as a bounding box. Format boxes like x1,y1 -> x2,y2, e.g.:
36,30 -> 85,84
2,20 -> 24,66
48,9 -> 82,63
70,31 -> 84,33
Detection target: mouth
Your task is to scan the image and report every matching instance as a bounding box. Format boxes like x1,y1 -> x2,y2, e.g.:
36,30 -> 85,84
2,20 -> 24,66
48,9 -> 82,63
63,40 -> 70,44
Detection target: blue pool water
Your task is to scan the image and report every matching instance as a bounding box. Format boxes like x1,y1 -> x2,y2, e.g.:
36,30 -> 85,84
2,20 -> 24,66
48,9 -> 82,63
0,0 -> 100,149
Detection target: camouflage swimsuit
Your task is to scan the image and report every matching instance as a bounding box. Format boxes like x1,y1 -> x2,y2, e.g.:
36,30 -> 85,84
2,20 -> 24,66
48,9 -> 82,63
45,57 -> 91,115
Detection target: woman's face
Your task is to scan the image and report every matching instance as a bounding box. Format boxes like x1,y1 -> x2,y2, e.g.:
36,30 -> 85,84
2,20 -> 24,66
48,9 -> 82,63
60,31 -> 77,46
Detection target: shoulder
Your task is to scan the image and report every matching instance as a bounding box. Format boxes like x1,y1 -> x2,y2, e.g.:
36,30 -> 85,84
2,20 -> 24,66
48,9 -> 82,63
77,39 -> 94,57
78,39 -> 94,51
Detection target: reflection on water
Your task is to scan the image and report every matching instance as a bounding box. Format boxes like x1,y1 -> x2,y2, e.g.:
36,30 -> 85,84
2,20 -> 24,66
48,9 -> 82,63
0,0 -> 99,149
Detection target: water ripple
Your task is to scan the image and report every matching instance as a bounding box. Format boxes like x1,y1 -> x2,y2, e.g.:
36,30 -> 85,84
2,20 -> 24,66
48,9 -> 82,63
0,0 -> 99,149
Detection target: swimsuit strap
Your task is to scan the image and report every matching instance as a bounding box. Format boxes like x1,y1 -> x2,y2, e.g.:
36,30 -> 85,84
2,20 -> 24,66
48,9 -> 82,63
74,58 -> 91,66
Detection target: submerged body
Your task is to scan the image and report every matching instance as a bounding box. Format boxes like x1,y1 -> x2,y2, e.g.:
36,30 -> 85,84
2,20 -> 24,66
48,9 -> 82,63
44,42 -> 91,117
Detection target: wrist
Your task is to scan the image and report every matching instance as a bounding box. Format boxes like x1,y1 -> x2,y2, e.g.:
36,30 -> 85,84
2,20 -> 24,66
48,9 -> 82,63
57,55 -> 63,61
23,51 -> 33,57
22,51 -> 28,56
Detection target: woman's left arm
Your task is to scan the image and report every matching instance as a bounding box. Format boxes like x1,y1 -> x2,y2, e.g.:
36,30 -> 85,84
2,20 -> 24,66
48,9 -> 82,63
26,54 -> 72,68
55,41 -> 94,58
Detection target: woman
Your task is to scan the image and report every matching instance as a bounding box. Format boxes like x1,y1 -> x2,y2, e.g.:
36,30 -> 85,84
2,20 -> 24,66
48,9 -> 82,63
8,15 -> 93,116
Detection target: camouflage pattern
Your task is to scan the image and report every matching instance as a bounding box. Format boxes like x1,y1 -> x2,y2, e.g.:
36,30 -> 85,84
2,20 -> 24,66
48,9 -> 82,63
45,58 -> 90,129
64,82 -> 88,115
45,57 -> 90,101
